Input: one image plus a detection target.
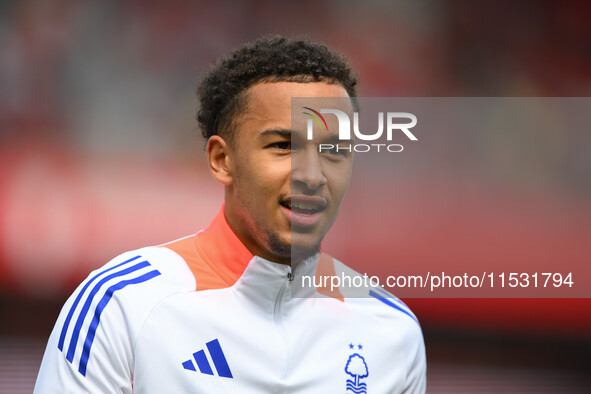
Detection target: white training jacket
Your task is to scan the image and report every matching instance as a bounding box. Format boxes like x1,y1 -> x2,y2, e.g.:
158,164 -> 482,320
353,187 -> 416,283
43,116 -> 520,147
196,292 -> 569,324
35,207 -> 426,393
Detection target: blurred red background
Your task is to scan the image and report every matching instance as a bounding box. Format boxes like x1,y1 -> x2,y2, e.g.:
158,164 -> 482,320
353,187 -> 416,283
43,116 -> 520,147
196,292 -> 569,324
1,1 -> 590,392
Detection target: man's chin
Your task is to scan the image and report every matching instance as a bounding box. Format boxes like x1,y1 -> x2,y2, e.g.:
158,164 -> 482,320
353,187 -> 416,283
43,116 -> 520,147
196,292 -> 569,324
268,232 -> 321,264
289,235 -> 322,259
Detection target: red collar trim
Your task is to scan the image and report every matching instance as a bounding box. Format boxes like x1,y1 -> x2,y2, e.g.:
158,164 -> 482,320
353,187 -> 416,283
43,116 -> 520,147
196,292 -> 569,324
194,204 -> 254,284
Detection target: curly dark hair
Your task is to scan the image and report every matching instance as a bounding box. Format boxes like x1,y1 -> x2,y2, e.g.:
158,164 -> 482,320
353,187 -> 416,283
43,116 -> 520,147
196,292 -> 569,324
197,35 -> 358,142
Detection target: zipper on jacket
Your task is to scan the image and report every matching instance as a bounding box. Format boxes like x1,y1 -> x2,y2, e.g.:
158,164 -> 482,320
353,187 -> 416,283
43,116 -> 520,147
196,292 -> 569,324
274,266 -> 292,380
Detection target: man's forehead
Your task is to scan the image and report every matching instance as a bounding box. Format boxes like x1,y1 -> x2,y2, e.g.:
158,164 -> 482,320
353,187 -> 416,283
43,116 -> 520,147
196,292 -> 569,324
234,81 -> 354,138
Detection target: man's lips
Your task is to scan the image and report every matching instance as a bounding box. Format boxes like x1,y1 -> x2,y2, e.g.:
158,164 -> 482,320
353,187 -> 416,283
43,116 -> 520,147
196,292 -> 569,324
280,195 -> 327,213
280,196 -> 327,227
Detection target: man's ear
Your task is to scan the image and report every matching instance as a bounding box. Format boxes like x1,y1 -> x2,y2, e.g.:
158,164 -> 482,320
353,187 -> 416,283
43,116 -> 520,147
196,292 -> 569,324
206,135 -> 233,185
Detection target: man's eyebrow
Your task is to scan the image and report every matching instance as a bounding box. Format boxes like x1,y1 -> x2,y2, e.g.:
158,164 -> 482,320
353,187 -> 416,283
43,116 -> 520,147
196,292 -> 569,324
321,133 -> 353,144
258,129 -> 292,138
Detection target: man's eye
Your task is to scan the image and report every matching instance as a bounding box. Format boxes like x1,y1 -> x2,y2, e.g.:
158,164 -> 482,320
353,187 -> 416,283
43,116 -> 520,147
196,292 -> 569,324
269,141 -> 291,150
324,145 -> 351,157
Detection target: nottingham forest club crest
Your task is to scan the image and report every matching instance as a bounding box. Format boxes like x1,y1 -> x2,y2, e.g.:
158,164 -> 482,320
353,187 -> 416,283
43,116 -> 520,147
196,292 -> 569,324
344,344 -> 369,394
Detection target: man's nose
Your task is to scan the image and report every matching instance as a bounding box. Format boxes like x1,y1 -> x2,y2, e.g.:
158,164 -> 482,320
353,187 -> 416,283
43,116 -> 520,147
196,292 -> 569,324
291,148 -> 327,191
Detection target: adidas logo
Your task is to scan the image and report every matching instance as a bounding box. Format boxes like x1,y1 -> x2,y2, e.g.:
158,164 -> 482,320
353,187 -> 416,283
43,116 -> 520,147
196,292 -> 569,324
182,338 -> 233,379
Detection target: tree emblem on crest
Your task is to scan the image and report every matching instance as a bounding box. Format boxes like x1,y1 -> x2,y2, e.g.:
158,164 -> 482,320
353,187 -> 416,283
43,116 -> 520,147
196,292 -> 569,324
345,353 -> 368,393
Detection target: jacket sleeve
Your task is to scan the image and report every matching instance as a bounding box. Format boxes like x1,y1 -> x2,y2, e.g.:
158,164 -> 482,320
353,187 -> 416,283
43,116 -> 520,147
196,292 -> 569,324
402,321 -> 427,394
33,251 -> 162,393
34,286 -> 134,393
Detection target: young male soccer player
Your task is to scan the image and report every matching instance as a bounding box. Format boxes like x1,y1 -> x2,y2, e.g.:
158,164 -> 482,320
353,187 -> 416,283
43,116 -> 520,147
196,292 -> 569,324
35,35 -> 426,393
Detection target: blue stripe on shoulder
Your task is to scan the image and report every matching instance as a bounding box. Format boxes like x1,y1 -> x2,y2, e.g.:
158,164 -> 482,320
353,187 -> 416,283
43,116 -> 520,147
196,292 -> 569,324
65,261 -> 151,362
371,286 -> 413,312
58,255 -> 142,351
57,254 -> 161,377
78,269 -> 161,376
369,290 -> 418,325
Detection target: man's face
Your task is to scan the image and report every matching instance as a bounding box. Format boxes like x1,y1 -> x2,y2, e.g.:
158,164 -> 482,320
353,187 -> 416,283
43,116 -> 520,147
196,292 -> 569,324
222,81 -> 353,264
